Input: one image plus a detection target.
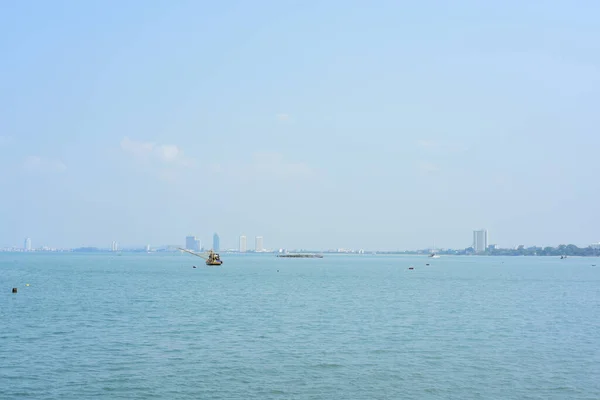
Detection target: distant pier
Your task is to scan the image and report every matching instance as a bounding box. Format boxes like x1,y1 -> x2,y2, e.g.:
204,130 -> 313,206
277,254 -> 323,258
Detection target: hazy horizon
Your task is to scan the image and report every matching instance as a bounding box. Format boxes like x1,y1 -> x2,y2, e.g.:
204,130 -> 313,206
2,2 -> 599,250
4,235 -> 599,252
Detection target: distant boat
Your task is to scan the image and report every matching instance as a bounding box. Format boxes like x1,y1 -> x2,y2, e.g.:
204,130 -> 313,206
429,240 -> 440,258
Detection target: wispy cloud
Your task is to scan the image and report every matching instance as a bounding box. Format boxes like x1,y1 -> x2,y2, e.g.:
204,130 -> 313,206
210,152 -> 315,182
416,139 -> 439,148
415,139 -> 466,176
417,161 -> 440,174
120,137 -> 195,167
23,156 -> 67,173
276,113 -> 290,122
250,152 -> 314,179
416,139 -> 467,153
120,137 -> 196,182
120,137 -> 154,158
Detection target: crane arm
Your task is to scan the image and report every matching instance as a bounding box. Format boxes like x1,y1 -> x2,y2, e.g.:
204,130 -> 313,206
177,247 -> 209,260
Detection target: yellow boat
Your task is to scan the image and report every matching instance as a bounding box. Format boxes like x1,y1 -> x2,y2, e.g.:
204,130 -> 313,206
205,249 -> 223,266
178,248 -> 223,266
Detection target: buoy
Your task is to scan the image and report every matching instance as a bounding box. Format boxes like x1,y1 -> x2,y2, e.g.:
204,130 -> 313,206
12,288 -> 17,293
26,283 -> 30,287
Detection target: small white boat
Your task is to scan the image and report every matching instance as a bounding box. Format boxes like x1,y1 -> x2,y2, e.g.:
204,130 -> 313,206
429,240 -> 440,258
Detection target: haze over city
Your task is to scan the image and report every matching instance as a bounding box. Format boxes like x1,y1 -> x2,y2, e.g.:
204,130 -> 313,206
1,1 -> 599,250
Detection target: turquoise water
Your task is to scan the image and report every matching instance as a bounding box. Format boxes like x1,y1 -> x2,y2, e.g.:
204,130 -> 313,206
1,253 -> 599,399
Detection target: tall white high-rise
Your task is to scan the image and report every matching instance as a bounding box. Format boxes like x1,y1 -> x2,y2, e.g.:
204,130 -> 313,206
255,236 -> 264,252
239,235 -> 247,252
24,238 -> 32,251
111,241 -> 118,252
473,229 -> 488,253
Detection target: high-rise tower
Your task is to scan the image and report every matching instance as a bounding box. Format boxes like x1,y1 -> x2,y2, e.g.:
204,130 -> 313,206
473,229 -> 488,253
213,233 -> 220,252
186,236 -> 200,252
255,236 -> 264,252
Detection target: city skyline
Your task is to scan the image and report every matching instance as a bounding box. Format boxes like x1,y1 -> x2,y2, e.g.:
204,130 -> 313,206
9,228 -> 600,253
5,235 -> 600,255
5,230 -> 597,252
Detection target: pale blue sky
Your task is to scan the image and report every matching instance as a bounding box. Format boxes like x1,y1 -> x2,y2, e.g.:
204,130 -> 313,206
1,1 -> 599,250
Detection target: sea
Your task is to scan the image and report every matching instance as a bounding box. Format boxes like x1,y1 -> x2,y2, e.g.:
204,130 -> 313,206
1,252 -> 599,399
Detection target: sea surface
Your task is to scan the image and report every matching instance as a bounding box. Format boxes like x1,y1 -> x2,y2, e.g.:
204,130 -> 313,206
1,253 -> 599,399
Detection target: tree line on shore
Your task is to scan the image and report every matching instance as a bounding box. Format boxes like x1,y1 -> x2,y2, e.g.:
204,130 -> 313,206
437,244 -> 599,257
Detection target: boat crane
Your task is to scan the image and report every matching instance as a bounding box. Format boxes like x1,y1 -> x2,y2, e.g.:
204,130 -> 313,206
177,248 -> 223,266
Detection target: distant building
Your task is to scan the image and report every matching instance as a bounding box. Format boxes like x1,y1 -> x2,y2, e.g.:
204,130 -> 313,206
473,229 -> 488,253
239,235 -> 247,252
255,236 -> 263,252
186,236 -> 200,252
185,236 -> 194,250
111,241 -> 118,252
24,238 -> 32,251
213,233 -> 220,252
591,242 -> 600,250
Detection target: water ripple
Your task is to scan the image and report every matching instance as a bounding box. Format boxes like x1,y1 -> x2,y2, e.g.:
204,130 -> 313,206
1,253 -> 599,399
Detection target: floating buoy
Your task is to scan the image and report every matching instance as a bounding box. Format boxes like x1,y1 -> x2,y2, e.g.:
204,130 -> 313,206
12,288 -> 17,293
26,284 -> 30,287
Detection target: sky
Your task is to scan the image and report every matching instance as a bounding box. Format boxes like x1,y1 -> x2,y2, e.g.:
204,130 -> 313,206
1,0 -> 599,250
